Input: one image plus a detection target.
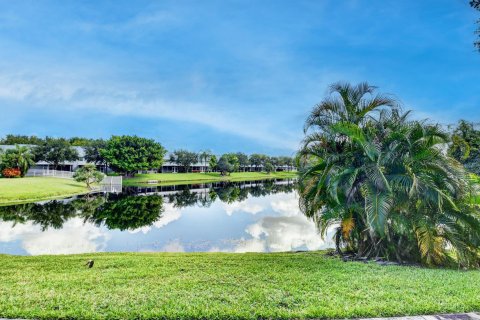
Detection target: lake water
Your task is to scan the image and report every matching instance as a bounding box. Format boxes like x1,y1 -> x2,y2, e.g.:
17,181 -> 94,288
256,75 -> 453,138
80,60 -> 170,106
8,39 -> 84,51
0,179 -> 334,255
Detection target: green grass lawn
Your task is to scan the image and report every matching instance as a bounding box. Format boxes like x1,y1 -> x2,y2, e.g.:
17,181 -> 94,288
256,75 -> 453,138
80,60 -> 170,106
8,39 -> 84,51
0,252 -> 479,320
0,177 -> 89,205
124,171 -> 297,186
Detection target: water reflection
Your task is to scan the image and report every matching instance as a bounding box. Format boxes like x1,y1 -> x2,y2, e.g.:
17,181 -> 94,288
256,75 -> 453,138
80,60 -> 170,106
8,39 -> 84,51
0,195 -> 164,232
85,195 -> 164,231
0,179 -> 334,255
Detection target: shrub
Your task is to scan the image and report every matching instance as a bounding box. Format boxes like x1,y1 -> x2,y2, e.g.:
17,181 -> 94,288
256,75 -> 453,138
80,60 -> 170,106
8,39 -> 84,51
298,82 -> 480,268
73,164 -> 105,189
2,168 -> 21,178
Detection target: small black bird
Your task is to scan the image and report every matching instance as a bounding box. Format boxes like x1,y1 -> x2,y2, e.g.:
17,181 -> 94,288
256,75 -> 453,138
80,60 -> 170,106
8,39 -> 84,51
85,260 -> 94,268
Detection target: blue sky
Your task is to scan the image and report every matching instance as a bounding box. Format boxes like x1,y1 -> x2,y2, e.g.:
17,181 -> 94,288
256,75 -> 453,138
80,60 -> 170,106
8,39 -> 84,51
0,0 -> 479,155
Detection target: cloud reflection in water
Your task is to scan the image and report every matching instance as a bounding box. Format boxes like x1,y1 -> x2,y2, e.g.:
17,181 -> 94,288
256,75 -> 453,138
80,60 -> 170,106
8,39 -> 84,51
0,181 -> 335,255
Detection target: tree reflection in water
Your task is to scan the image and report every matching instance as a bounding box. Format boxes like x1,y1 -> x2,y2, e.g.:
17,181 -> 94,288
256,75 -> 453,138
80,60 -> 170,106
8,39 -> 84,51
0,201 -> 77,231
83,194 -> 164,231
0,179 -> 296,231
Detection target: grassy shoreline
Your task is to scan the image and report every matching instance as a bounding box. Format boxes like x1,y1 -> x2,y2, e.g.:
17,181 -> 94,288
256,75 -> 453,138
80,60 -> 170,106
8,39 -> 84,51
0,251 -> 479,319
123,171 -> 297,186
0,177 -> 89,205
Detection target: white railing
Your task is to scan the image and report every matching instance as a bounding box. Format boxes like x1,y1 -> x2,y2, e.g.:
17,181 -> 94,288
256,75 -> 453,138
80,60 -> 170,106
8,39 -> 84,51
100,176 -> 123,193
26,169 -> 74,179
25,169 -> 123,193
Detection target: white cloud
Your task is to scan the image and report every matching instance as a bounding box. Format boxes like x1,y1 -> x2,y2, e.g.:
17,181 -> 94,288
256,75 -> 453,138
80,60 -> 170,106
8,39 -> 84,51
243,215 -> 331,252
0,221 -> 34,242
160,239 -> 185,252
223,201 -> 265,216
270,192 -> 302,217
229,192 -> 336,252
128,203 -> 182,234
0,218 -> 110,255
223,192 -> 302,217
0,70 -> 299,150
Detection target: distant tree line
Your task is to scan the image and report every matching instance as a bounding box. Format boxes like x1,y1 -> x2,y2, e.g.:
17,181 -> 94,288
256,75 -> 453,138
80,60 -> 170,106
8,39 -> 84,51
0,134 -> 295,177
3,122 -> 480,178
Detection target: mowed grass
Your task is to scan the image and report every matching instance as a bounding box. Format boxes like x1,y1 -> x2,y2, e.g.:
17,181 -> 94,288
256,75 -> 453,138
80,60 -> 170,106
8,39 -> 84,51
124,171 -> 297,186
0,177 -> 88,205
0,252 -> 479,320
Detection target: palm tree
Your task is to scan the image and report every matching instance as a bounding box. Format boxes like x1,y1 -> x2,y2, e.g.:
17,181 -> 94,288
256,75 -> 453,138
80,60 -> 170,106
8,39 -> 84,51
298,82 -> 480,268
199,150 -> 212,173
4,145 -> 35,177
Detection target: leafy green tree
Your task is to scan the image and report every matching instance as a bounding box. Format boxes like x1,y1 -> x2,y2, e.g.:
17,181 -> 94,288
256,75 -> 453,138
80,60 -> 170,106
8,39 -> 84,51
170,150 -> 198,173
73,164 -> 105,189
69,137 -> 95,146
32,137 -> 79,170
249,154 -> 267,171
199,150 -> 212,173
268,156 -> 281,170
0,134 -> 44,145
449,120 -> 480,174
227,154 -> 240,172
217,157 -> 232,176
217,154 -> 239,176
235,152 -> 249,172
0,145 -> 35,176
83,139 -> 108,170
209,154 -> 218,172
298,82 -> 480,268
100,135 -> 166,176
278,156 -> 295,171
264,162 -> 275,174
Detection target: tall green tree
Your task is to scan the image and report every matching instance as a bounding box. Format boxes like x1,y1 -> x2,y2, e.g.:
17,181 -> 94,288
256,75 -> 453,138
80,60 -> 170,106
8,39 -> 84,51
100,135 -> 166,176
32,138 -> 79,170
170,150 -> 199,173
0,145 -> 35,176
268,156 -> 279,168
199,150 -> 212,173
209,154 -> 218,172
449,120 -> 480,174
278,156 -> 295,171
217,154 -> 239,175
73,164 -> 105,189
83,139 -> 108,171
298,82 -> 480,268
249,154 -> 267,171
264,162 -> 274,174
235,152 -> 249,172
